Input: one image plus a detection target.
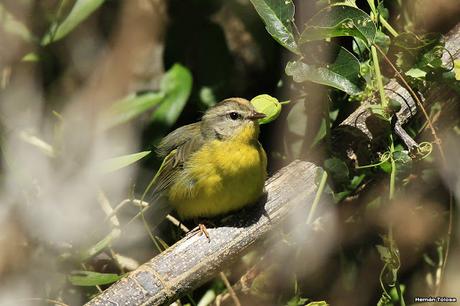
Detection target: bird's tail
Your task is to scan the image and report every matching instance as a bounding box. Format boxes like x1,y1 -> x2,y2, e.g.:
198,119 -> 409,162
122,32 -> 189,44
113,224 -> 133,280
144,194 -> 174,230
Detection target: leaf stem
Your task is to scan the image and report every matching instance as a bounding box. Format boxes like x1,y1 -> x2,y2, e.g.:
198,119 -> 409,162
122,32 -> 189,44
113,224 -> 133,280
379,15 -> 399,37
371,45 -> 388,109
389,135 -> 396,200
307,170 -> 328,224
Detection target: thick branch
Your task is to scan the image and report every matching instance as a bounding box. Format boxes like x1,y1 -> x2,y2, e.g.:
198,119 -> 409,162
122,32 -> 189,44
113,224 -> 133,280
333,22 -> 460,164
85,161 -> 319,306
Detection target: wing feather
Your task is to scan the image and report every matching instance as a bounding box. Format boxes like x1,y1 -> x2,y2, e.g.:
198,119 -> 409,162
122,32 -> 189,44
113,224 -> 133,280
149,122 -> 204,196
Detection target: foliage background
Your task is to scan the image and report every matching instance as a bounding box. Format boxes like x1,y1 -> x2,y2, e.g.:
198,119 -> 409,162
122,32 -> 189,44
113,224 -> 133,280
0,0 -> 459,305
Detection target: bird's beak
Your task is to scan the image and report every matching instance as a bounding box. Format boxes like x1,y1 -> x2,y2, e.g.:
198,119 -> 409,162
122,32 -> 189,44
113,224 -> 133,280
248,111 -> 266,120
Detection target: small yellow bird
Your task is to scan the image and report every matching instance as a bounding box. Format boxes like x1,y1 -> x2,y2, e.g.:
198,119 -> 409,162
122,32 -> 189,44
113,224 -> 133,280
150,98 -> 267,229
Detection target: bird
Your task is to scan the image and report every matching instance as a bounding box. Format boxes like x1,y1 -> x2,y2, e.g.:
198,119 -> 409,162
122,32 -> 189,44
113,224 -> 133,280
148,97 -> 267,237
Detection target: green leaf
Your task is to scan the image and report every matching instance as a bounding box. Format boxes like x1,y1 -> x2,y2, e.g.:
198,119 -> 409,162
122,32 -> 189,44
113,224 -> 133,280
393,150 -> 412,182
0,3 -> 35,42
286,295 -> 310,306
103,92 -> 165,129
199,86 -> 217,108
374,31 -> 391,54
250,94 -> 282,124
249,0 -> 299,54
455,59 -> 460,81
42,0 -> 106,45
324,157 -> 349,185
99,151 -> 151,173
405,68 -> 427,79
197,289 -> 216,306
300,4 -> 376,47
21,52 -> 41,62
393,32 -> 440,51
79,228 -> 121,260
306,302 -> 329,306
286,61 -> 360,95
329,47 -> 361,84
69,271 -> 122,286
376,245 -> 392,262
389,284 -> 405,303
151,64 -> 193,127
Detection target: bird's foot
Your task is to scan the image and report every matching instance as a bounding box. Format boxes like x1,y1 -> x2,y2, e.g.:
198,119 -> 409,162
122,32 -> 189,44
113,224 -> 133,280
198,223 -> 210,241
187,220 -> 215,242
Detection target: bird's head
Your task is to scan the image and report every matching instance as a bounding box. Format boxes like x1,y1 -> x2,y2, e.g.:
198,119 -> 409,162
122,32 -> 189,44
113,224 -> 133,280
201,98 -> 266,141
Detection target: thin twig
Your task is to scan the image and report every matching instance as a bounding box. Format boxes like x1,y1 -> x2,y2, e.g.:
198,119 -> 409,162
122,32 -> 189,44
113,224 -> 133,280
219,272 -> 242,306
17,298 -> 69,306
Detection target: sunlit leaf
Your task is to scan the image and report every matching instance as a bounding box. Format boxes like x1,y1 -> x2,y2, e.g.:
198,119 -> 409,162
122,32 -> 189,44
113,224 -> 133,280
286,61 -> 360,95
42,0 -> 106,45
151,64 -> 193,127
250,94 -> 282,124
69,271 -> 122,286
80,229 -> 121,260
306,302 -> 329,306
300,4 -> 376,47
249,0 -> 299,54
99,151 -> 151,173
21,52 -> 41,62
454,59 -> 460,81
103,92 -> 165,129
405,68 -> 426,79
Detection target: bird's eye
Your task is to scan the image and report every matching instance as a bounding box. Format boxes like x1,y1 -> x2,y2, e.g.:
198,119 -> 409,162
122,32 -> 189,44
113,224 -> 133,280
228,112 -> 241,120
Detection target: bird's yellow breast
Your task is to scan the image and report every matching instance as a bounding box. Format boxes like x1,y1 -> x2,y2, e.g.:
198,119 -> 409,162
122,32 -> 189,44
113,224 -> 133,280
168,124 -> 267,219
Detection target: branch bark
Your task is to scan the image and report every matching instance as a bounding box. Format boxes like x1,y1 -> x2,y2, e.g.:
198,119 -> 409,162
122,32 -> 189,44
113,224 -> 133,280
85,21 -> 460,306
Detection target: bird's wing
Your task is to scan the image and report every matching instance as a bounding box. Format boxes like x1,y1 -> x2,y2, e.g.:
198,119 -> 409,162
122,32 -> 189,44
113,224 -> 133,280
149,122 -> 204,196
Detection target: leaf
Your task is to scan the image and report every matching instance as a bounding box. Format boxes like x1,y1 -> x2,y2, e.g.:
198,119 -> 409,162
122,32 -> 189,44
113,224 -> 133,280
151,64 -> 193,127
249,0 -> 299,54
0,3 -> 35,42
324,157 -> 349,185
329,47 -> 361,84
22,52 -> 41,62
99,151 -> 151,173
42,0 -> 106,45
69,270 -> 122,286
80,229 -> 121,260
286,295 -> 309,306
376,245 -> 392,262
103,92 -> 165,129
250,94 -> 282,124
455,59 -> 460,81
286,61 -> 360,95
374,31 -> 391,54
306,302 -> 329,306
405,68 -> 426,79
197,289 -> 216,306
393,150 -> 412,182
393,32 -> 440,51
199,86 -> 217,108
300,4 -> 376,47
